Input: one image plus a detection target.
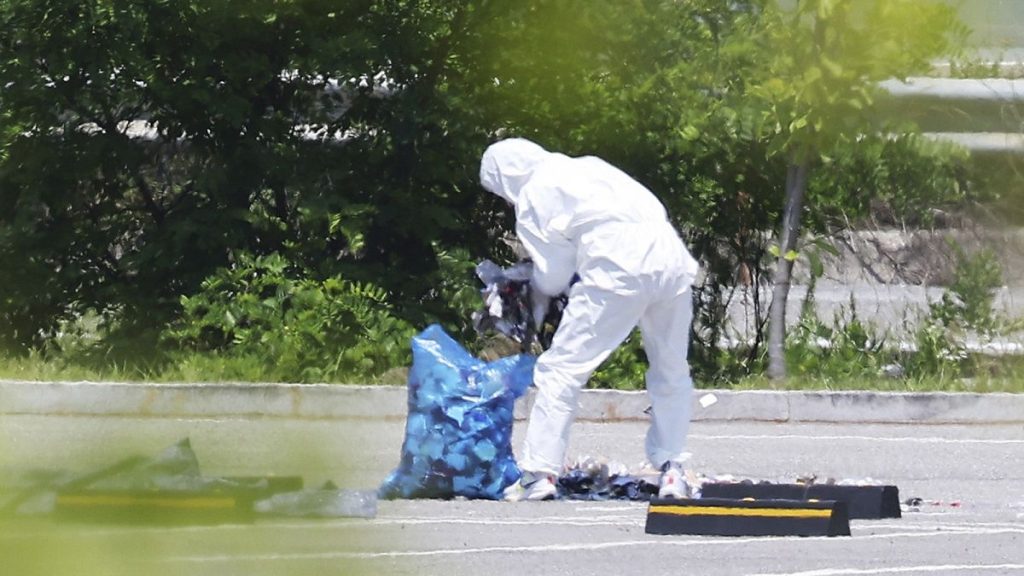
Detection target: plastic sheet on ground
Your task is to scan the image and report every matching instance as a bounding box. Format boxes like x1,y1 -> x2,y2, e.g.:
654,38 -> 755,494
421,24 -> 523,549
378,324 -> 536,500
1,438 -> 376,520
254,481 -> 377,518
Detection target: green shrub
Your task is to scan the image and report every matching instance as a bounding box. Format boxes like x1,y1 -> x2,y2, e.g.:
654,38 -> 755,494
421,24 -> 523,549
589,329 -> 648,390
934,242 -> 1002,334
906,242 -> 1004,379
786,293 -> 889,384
428,248 -> 491,348
164,252 -> 415,382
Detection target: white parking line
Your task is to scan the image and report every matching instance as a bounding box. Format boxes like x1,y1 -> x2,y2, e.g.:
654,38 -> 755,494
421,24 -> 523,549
862,521 -> 1024,531
5,515 -> 1013,543
0,513 -> 643,540
166,527 -> 1024,563
371,515 -> 644,527
690,434 -> 1024,445
749,563 -> 1024,575
573,504 -> 647,512
165,537 -> 766,562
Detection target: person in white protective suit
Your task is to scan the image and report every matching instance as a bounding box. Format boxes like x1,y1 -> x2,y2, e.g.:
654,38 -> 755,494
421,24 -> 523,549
479,138 -> 700,501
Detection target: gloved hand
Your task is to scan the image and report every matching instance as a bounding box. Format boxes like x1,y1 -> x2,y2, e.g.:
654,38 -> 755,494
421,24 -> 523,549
503,260 -> 533,283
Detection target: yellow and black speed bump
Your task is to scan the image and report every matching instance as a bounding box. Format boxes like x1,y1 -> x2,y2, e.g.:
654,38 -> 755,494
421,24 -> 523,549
54,489 -> 251,524
53,476 -> 303,524
644,498 -> 850,537
700,483 -> 901,520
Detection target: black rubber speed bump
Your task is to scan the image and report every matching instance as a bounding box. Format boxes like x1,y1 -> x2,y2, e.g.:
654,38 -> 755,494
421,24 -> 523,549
644,498 -> 850,537
700,483 -> 901,520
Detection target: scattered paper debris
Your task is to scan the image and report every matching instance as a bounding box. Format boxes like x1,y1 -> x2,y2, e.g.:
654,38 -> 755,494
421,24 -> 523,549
699,393 -> 718,408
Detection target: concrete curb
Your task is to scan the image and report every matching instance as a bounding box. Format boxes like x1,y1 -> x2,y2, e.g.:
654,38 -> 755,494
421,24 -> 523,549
1,380 -> 1021,424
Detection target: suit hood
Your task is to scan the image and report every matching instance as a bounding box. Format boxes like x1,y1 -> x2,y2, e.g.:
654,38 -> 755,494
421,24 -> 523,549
479,138 -> 552,205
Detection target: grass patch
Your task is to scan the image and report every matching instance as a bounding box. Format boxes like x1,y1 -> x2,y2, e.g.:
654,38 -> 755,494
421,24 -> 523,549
2,346 -> 1021,392
0,349 -> 153,383
0,348 -> 405,385
726,372 -> 1024,393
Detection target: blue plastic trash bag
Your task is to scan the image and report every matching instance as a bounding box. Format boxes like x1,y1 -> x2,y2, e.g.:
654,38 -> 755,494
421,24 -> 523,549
378,324 -> 536,500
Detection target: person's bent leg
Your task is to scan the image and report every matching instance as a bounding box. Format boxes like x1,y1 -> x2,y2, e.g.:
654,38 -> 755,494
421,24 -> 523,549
520,283 -> 645,476
639,287 -> 694,470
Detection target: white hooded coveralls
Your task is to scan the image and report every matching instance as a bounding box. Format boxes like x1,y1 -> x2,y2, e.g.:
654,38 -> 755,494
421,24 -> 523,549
479,138 -> 700,475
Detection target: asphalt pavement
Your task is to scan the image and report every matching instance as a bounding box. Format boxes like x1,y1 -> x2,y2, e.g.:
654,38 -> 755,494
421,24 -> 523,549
1,381 -> 1022,576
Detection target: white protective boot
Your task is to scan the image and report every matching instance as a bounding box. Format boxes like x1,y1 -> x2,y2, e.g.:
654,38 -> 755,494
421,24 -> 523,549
504,471 -> 558,502
657,461 -> 691,499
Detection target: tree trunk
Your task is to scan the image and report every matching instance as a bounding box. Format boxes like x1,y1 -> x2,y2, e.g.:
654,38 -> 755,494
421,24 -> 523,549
767,161 -> 810,380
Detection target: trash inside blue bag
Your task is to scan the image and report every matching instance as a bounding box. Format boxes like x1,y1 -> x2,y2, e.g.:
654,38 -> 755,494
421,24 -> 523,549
378,324 -> 535,500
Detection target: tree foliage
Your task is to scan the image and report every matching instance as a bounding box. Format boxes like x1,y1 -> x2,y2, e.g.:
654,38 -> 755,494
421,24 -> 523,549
734,0 -> 968,379
0,0 -> 976,384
